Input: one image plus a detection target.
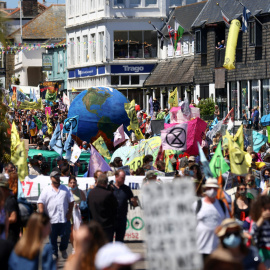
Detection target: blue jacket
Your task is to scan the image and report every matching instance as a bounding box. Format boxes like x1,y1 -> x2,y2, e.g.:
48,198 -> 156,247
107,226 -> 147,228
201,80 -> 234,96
8,244 -> 56,270
253,109 -> 259,122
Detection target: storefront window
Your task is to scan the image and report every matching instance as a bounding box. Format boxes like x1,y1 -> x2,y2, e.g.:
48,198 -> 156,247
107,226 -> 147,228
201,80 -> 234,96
114,31 -> 157,59
240,81 -> 248,118
230,82 -> 238,118
263,79 -> 270,115
251,80 -> 259,110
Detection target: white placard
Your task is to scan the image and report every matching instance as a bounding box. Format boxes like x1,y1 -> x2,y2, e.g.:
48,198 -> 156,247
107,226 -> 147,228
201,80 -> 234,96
70,144 -> 82,163
168,44 -> 173,57
175,41 -> 181,56
143,178 -> 202,270
183,40 -> 189,55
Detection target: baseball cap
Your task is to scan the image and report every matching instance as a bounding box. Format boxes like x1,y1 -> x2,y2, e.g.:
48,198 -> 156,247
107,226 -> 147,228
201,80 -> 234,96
50,171 -> 61,178
44,137 -> 50,143
145,170 -> 158,180
95,242 -> 141,270
202,178 -> 219,189
188,156 -> 195,162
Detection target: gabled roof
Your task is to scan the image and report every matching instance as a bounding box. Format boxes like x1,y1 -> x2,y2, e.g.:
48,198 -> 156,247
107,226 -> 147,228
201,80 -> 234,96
192,0 -> 270,28
144,57 -> 194,87
8,5 -> 66,40
1,8 -> 17,14
162,1 -> 207,35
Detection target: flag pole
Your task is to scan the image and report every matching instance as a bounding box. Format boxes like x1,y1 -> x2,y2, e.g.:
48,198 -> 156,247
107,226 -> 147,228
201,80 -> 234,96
216,2 -> 231,22
235,0 -> 263,27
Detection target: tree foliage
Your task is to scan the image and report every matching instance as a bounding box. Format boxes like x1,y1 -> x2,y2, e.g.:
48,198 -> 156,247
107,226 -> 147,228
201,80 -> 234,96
197,98 -> 216,120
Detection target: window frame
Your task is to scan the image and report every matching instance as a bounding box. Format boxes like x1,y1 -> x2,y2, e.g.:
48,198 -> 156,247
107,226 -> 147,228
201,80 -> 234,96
83,35 -> 88,63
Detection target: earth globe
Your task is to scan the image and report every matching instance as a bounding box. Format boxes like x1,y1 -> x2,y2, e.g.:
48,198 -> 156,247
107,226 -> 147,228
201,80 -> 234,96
68,87 -> 130,147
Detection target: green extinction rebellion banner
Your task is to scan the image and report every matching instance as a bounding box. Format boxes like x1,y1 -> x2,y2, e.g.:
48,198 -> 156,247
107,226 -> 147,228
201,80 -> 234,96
28,149 -> 90,177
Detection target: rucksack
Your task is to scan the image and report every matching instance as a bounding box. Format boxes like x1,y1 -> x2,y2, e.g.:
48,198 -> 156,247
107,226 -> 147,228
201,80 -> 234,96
17,197 -> 34,227
196,199 -> 226,215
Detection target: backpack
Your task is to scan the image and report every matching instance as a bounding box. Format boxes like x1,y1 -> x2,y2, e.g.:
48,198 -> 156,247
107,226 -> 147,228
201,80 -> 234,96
17,197 -> 34,227
196,199 -> 226,215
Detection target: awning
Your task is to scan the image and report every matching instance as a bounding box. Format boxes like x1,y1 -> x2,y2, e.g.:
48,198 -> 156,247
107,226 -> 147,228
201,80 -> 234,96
144,57 -> 194,87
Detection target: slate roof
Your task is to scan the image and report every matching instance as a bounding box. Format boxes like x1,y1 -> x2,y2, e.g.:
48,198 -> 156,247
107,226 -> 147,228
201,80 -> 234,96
162,1 -> 207,35
144,57 -> 194,87
192,0 -> 270,28
8,5 -> 66,40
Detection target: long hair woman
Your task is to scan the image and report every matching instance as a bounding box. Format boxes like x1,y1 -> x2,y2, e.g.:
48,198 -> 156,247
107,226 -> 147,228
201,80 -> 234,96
8,213 -> 56,270
65,221 -> 107,270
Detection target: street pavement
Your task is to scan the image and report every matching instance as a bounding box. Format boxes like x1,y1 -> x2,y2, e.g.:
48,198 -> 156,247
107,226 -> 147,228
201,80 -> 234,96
57,240 -> 147,269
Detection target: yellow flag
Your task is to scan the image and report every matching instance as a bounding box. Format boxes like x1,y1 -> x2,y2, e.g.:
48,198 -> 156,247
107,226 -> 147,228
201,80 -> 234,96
233,124 -> 244,151
168,88 -> 178,108
223,130 -> 233,152
229,138 -> 249,175
18,98 -> 43,110
11,141 -> 28,181
72,87 -> 77,92
11,122 -> 20,156
46,111 -> 53,135
134,128 -> 144,141
93,136 -> 111,163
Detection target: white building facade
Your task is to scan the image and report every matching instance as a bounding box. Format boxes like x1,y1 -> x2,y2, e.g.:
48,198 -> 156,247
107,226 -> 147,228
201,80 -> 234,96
66,0 -> 202,105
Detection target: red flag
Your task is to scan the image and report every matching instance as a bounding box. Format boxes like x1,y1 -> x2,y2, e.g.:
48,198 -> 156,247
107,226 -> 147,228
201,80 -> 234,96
166,23 -> 174,46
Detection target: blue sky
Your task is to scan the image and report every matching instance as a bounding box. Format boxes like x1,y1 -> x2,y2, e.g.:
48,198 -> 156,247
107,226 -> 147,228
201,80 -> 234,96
7,0 -> 65,8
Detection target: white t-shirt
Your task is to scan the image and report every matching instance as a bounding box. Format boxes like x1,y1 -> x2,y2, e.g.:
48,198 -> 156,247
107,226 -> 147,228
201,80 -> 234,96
37,184 -> 74,224
193,199 -> 230,254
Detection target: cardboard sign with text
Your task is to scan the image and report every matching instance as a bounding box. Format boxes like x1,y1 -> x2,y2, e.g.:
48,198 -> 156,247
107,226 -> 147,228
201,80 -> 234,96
143,178 -> 202,270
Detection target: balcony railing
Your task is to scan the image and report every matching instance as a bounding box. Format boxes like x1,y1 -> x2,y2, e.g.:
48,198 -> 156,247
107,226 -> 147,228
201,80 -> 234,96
215,48 -> 225,68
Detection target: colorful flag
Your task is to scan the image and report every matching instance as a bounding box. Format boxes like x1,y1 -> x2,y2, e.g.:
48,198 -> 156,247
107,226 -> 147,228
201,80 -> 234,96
49,122 -> 63,156
11,141 -> 28,181
11,121 -> 20,156
30,88 -> 33,100
46,111 -> 53,135
33,89 -> 38,103
174,22 -> 184,51
229,138 -> 250,175
161,123 -> 187,151
70,143 -> 82,164
59,101 -> 66,111
45,90 -> 57,102
149,97 -> 153,117
63,92 -> 70,107
17,89 -> 26,102
45,106 -> 51,116
168,88 -> 178,108
150,23 -> 165,50
242,6 -> 251,33
93,136 -> 111,163
166,23 -> 174,46
221,10 -> 230,28
267,126 -> 270,143
233,124 -> 244,151
227,118 -> 234,131
197,142 -> 213,179
114,124 -> 126,147
11,86 -> 17,102
253,130 -> 268,153
33,116 -> 42,130
223,108 -> 234,124
181,98 -> 191,118
209,117 -> 218,130
64,126 -> 73,161
87,145 -> 112,177
3,95 -> 8,106
209,141 -> 230,177
124,99 -> 139,132
72,87 -> 77,92
63,115 -> 79,134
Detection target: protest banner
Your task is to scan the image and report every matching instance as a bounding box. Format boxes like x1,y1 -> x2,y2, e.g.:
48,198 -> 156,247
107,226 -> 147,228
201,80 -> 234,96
28,149 -> 90,176
151,119 -> 165,135
22,175 -> 173,241
143,178 -> 202,270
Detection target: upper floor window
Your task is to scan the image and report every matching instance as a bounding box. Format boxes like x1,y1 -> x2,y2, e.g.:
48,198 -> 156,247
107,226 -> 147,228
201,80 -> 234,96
130,0 -> 141,6
69,38 -> 74,66
146,0 -> 157,5
195,28 -> 207,54
249,21 -> 262,47
114,31 -> 157,59
114,0 -> 124,5
170,0 -> 182,6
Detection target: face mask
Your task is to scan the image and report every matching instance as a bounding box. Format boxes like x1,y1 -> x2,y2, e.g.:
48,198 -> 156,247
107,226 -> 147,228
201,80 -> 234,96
189,170 -> 194,176
223,234 -> 241,248
69,186 -> 78,191
265,175 -> 270,180
83,145 -> 87,149
204,188 -> 217,198
148,161 -> 153,166
239,190 -> 246,196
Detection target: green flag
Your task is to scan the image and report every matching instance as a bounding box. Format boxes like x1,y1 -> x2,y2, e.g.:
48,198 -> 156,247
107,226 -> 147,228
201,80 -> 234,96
209,141 -> 230,177
33,115 -> 42,130
267,126 -> 270,143
174,25 -> 184,51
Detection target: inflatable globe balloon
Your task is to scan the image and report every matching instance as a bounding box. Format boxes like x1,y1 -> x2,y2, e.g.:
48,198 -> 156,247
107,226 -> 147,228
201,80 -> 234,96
68,87 -> 130,146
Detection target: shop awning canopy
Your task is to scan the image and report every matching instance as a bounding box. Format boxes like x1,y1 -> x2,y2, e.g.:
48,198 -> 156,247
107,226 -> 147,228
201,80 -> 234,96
261,114 -> 270,126
143,57 -> 194,88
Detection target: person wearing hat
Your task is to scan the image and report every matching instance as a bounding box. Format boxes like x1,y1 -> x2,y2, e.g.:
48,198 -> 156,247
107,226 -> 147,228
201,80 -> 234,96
153,97 -> 160,113
95,242 -> 141,270
188,156 -> 196,168
42,137 -> 50,150
193,178 -> 230,261
0,173 -> 21,245
37,171 -> 74,260
212,218 -> 265,270
142,170 -> 161,186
